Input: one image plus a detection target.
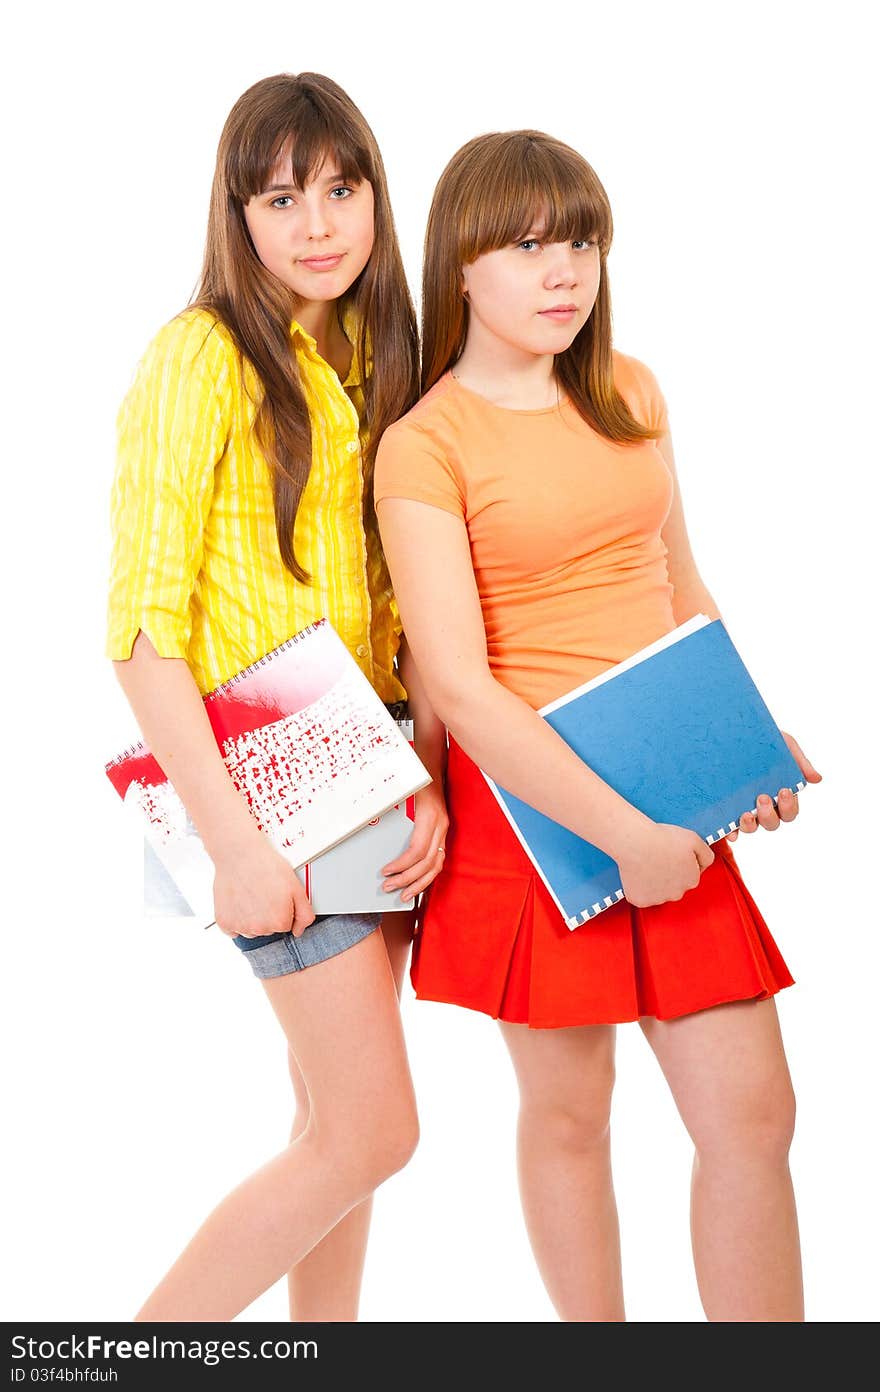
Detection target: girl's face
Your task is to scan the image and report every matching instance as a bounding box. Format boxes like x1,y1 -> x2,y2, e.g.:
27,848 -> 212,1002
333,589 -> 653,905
461,226 -> 601,358
244,147 -> 375,304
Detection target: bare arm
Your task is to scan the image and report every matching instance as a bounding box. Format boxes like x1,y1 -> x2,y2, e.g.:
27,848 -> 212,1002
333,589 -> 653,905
114,632 -> 262,860
657,432 -> 724,625
377,635 -> 450,902
377,497 -> 714,906
397,635 -> 447,786
114,631 -> 315,936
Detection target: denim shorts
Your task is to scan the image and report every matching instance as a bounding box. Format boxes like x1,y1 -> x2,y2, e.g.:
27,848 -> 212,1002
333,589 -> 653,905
233,913 -> 382,979
143,839 -> 381,978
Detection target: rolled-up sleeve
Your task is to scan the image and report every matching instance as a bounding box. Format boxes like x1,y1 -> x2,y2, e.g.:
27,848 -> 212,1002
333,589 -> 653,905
106,313 -> 230,662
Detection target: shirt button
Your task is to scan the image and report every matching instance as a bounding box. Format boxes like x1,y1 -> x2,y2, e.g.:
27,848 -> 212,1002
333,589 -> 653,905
356,644 -> 369,658
346,440 -> 359,453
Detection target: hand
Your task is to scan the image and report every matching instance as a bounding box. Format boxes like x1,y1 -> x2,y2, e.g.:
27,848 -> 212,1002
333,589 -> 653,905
212,825 -> 316,939
618,821 -> 716,908
381,783 -> 450,905
728,730 -> 823,841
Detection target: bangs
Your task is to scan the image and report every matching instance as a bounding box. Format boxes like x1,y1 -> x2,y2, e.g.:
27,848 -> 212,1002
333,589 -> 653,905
457,133 -> 613,261
228,87 -> 375,202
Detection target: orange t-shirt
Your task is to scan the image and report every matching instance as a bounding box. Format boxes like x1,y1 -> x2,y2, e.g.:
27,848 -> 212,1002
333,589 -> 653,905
373,352 -> 676,710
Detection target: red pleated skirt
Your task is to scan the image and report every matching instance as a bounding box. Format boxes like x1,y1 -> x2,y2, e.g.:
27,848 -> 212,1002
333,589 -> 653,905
411,737 -> 795,1028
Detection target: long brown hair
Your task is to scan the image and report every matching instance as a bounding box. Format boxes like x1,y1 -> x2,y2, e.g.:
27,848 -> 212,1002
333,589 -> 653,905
194,73 -> 419,581
422,130 -> 660,444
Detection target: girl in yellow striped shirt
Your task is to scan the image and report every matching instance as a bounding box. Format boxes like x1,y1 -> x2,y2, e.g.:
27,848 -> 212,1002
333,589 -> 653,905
107,73 -> 447,1321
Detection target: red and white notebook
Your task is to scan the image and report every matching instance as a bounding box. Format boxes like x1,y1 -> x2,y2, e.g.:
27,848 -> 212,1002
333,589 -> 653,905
105,620 -> 431,925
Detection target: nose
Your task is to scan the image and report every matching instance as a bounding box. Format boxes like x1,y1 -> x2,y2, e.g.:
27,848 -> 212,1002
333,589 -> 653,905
302,197 -> 333,241
543,244 -> 578,289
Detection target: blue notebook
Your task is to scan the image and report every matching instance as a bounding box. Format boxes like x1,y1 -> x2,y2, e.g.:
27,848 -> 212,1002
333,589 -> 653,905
483,616 -> 806,930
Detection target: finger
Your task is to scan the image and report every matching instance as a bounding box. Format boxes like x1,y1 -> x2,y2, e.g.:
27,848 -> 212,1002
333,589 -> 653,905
291,894 -> 316,938
381,821 -> 446,874
384,843 -> 446,893
776,787 -> 799,823
236,920 -> 300,940
738,811 -> 758,833
385,826 -> 447,877
782,732 -> 822,783
755,794 -> 781,831
384,860 -> 432,893
727,829 -> 739,842
399,863 -> 446,902
695,841 -> 716,871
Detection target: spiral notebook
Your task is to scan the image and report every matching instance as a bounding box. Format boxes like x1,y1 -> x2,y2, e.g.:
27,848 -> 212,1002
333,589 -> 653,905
483,616 -> 807,930
106,620 -> 431,925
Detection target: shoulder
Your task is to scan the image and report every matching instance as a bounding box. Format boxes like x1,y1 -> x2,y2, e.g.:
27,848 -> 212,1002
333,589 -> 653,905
611,350 -> 668,433
611,348 -> 664,399
377,377 -> 466,476
375,377 -> 466,513
119,309 -> 238,438
136,308 -> 236,387
379,374 -> 459,453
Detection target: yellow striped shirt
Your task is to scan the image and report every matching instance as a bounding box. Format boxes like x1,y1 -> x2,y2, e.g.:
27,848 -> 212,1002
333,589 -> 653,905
106,306 -> 405,701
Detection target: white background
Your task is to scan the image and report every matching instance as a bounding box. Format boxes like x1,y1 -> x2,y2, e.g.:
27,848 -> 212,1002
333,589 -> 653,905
2,0 -> 877,1323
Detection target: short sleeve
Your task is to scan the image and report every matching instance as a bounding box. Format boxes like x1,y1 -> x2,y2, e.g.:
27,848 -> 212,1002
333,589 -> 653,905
613,353 -> 670,436
374,420 -> 466,519
106,312 -> 231,662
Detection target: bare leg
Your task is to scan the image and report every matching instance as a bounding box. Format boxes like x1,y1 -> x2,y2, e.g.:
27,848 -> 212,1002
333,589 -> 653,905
640,997 -> 803,1321
285,911 -> 415,1321
499,1020 -> 624,1321
135,926 -> 418,1321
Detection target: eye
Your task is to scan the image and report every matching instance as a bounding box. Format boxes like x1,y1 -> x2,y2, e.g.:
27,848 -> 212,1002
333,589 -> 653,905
270,195 -> 294,209
517,239 -> 541,252
329,185 -> 355,199
572,237 -> 598,250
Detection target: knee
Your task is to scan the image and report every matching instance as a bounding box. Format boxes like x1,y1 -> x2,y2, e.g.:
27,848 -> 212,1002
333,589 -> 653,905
321,1094 -> 420,1192
697,1078 -> 797,1166
520,1059 -> 616,1153
364,1100 -> 420,1185
750,1081 -> 798,1161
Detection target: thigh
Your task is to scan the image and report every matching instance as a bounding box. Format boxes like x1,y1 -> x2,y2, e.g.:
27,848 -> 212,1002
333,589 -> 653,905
264,928 -> 415,1130
379,909 -> 416,997
639,998 -> 796,1150
286,913 -> 414,1107
499,1020 -> 617,1109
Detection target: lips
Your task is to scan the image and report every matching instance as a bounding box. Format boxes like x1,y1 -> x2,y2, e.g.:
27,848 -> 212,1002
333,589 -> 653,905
539,304 -> 578,317
299,253 -> 345,271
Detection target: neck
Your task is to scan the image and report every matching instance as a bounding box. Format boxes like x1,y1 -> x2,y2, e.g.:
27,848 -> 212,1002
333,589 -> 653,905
293,297 -> 345,358
453,318 -> 557,409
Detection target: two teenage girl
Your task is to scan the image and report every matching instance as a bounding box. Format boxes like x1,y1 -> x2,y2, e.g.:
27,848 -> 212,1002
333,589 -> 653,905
108,73 -> 819,1322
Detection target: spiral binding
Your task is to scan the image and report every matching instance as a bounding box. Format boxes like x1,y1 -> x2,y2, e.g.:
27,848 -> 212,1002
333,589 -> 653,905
106,621 -> 329,768
105,740 -> 148,772
204,620 -> 327,704
567,888 -> 626,927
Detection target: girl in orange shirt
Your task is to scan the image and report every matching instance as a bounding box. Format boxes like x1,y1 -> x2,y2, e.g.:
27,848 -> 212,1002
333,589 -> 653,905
375,130 -> 821,1321
108,73 -> 447,1321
